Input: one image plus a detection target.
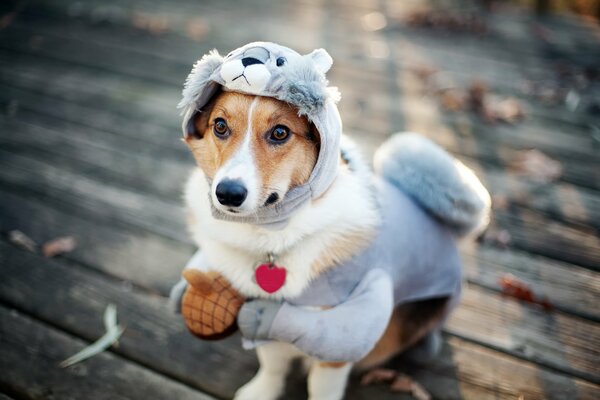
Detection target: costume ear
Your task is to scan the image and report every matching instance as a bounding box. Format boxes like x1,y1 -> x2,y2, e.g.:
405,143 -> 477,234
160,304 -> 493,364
308,48 -> 333,74
178,50 -> 224,111
179,50 -> 224,138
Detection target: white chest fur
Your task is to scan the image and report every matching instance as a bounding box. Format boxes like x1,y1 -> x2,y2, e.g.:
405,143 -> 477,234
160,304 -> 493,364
184,161 -> 379,300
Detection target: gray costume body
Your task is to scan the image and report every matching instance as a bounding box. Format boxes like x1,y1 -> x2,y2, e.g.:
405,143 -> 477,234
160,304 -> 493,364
291,177 -> 461,310
172,41 -> 490,363
180,174 -> 463,363
235,175 -> 463,362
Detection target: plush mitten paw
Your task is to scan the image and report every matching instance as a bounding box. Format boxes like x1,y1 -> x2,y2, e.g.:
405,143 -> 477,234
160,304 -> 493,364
181,269 -> 245,340
237,299 -> 282,341
169,278 -> 188,314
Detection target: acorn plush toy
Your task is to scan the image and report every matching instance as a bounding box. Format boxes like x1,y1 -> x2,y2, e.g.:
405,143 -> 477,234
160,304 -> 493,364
180,269 -> 245,340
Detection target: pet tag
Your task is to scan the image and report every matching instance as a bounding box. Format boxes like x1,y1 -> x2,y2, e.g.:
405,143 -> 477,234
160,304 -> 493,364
255,254 -> 286,294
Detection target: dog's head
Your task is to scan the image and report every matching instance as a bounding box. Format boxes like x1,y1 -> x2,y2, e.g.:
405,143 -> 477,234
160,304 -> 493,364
185,91 -> 320,216
179,42 -> 342,224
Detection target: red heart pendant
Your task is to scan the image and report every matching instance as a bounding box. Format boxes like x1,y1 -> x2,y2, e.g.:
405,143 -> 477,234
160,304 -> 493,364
255,263 -> 287,294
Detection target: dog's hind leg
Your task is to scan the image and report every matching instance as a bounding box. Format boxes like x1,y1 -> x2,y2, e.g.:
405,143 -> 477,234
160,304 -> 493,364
308,361 -> 353,400
234,341 -> 301,400
355,296 -> 450,371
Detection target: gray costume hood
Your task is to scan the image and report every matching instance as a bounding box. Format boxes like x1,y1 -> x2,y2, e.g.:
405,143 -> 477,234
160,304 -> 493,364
178,42 -> 342,227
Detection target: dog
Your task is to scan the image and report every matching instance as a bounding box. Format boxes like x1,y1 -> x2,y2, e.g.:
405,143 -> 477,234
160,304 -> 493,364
173,42 -> 490,400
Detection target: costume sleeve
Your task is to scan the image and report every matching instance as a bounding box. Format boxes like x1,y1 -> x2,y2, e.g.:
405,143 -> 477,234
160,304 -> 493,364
238,268 -> 394,362
168,249 -> 208,313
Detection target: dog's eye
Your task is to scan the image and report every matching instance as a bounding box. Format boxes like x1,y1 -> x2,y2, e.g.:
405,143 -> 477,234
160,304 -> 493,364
268,125 -> 290,143
213,118 -> 230,138
276,57 -> 286,67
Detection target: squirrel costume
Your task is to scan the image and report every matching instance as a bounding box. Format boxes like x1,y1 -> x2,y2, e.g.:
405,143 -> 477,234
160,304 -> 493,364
170,42 -> 491,362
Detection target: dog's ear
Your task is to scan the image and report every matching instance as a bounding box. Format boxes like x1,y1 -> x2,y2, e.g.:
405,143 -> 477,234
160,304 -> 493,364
308,121 -> 322,149
185,92 -> 219,140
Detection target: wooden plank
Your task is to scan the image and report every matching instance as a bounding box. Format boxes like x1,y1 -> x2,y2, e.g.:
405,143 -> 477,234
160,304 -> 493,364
2,49 -> 598,192
1,242 -> 599,399
3,182 -> 599,321
2,15 -> 596,147
0,115 -> 190,202
0,148 -> 189,242
0,242 -> 257,400
21,0 -> 600,89
1,129 -> 599,270
0,83 -> 183,155
492,208 -> 600,271
1,53 -> 599,227
3,56 -> 594,176
448,285 -> 600,383
0,232 -> 594,385
5,5 -> 599,134
0,188 -> 192,294
351,336 -> 600,400
0,26 -> 182,85
6,144 -> 600,270
0,54 -> 180,127
2,97 -> 599,231
2,12 -> 588,152
461,244 -> 600,322
0,306 -> 215,400
337,67 -> 599,164
467,159 -> 600,230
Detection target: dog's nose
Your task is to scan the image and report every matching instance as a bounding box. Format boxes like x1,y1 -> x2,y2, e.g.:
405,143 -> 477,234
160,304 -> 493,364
216,180 -> 248,207
241,57 -> 263,67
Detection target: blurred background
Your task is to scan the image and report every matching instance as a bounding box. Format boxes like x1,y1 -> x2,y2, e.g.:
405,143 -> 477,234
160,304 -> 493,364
0,0 -> 599,399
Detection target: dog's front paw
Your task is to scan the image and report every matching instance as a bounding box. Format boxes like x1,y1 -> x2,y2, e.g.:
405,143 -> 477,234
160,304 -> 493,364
234,371 -> 285,400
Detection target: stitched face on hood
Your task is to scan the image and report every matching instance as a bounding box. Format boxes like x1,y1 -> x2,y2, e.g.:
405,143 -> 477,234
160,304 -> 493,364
179,42 -> 343,227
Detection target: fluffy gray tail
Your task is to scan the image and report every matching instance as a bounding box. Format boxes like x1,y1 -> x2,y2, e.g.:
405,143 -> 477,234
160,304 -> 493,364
374,133 -> 491,238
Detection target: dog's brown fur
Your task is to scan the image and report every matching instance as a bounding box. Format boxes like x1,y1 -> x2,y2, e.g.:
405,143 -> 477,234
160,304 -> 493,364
185,92 -> 319,204
356,297 -> 450,370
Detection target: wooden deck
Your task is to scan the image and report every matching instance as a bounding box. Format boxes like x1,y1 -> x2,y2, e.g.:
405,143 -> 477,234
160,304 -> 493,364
1,0 -> 599,399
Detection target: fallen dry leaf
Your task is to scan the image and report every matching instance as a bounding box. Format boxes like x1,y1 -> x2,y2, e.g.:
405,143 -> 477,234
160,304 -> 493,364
362,369 -> 431,400
499,274 -> 553,311
405,11 -> 487,35
131,12 -> 169,35
8,230 -> 37,252
0,11 -> 17,30
411,381 -> 432,400
418,73 -> 526,124
492,194 -> 509,210
390,374 -> 432,400
494,97 -> 525,123
411,65 -> 438,82
509,149 -> 563,183
360,368 -> 397,385
390,374 -> 413,392
439,89 -> 467,111
186,17 -> 209,41
60,304 -> 125,367
42,236 -> 77,258
482,228 -> 512,248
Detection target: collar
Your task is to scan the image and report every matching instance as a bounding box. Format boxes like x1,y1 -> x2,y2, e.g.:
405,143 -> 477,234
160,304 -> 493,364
206,177 -> 313,230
